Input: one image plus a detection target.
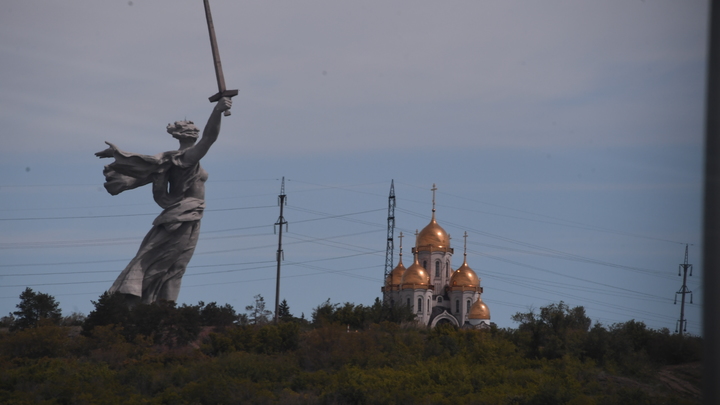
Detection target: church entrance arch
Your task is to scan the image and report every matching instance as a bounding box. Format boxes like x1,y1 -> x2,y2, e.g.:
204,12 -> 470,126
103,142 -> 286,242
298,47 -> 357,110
430,311 -> 459,328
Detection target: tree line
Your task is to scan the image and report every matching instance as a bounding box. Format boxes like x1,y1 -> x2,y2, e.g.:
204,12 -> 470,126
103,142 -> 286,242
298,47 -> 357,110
0,288 -> 703,404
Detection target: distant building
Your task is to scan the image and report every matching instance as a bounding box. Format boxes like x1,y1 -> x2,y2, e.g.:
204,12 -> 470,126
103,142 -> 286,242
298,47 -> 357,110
381,188 -> 491,328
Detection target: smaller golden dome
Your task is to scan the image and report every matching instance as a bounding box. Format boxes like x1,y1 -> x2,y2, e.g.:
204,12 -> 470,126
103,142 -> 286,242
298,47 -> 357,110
449,258 -> 479,288
387,259 -> 406,286
401,254 -> 430,289
468,298 -> 491,320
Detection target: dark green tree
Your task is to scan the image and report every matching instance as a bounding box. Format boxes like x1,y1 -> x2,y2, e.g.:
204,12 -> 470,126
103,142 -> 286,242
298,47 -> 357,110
366,297 -> 416,324
11,287 -> 62,331
334,302 -> 367,330
311,298 -> 338,325
168,303 -> 203,346
278,299 -> 293,322
199,301 -> 238,328
128,300 -> 202,346
60,311 -> 86,326
312,298 -> 415,330
584,322 -> 611,364
311,298 -> 415,329
83,293 -> 203,346
82,291 -> 131,336
1,313 -> 15,328
278,321 -> 300,351
511,301 -> 591,359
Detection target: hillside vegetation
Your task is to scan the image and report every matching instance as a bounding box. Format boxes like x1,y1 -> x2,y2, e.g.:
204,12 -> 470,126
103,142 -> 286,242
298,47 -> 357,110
0,291 -> 703,404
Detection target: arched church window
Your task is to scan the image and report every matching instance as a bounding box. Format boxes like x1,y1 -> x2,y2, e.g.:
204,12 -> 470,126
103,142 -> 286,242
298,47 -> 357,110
455,300 -> 460,313
423,260 -> 427,270
467,299 -> 471,313
417,297 -> 422,313
435,261 -> 440,277
427,298 -> 430,312
446,261 -> 449,278
407,298 -> 410,308
437,296 -> 443,303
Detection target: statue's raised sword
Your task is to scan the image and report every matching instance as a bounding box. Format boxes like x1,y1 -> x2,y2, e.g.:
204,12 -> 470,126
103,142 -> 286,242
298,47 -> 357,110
203,0 -> 238,116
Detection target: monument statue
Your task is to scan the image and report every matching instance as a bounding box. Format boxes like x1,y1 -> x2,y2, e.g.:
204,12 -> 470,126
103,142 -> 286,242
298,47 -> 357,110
95,0 -> 237,306
95,97 -> 232,305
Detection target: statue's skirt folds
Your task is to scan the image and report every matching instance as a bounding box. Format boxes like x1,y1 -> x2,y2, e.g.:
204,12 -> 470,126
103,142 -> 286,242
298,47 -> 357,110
108,198 -> 204,304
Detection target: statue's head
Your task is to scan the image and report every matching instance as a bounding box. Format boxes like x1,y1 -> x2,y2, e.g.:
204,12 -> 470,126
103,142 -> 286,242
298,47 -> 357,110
167,121 -> 199,141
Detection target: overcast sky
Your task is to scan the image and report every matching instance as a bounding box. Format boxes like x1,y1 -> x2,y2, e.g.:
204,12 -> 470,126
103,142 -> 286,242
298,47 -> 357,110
0,1 -> 707,334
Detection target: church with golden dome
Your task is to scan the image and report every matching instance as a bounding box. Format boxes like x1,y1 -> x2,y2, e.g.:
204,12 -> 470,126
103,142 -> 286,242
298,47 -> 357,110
382,185 -> 491,328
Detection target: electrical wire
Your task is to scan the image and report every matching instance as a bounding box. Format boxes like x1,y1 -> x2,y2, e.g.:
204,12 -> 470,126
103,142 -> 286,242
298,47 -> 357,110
0,179 -> 699,331
0,204 -> 277,222
395,180 -> 692,246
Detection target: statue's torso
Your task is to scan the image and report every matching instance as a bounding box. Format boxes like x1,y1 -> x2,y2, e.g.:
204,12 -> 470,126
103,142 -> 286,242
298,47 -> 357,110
167,163 -> 208,201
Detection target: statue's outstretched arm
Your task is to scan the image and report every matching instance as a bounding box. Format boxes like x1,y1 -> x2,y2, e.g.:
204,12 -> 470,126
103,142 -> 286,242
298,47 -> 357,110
183,97 -> 232,165
95,141 -> 163,196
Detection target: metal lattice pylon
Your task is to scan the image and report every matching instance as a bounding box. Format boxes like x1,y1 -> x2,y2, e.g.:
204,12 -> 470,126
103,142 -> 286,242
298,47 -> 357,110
384,180 -> 396,281
273,177 -> 288,324
674,244 -> 693,335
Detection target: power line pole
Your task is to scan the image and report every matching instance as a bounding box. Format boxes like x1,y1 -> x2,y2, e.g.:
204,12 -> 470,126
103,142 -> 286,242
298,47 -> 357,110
674,244 -> 693,335
273,177 -> 288,324
384,180 -> 396,281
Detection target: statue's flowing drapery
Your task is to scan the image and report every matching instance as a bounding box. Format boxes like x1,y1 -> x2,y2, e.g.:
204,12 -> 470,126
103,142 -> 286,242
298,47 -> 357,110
101,143 -> 206,303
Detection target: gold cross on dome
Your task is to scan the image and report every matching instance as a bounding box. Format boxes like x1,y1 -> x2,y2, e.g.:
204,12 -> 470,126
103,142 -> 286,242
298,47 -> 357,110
431,183 -> 437,212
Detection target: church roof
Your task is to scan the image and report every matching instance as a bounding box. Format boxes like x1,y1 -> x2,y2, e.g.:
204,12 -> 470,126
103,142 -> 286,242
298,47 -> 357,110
416,212 -> 450,252
416,184 -> 451,252
468,297 -> 491,320
449,256 -> 480,288
401,253 -> 430,289
386,259 -> 406,286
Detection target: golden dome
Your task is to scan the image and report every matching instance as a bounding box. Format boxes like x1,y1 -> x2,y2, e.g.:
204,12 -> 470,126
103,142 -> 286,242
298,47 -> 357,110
416,213 -> 450,252
386,260 -> 406,286
449,258 -> 479,288
468,298 -> 491,320
401,255 -> 430,288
